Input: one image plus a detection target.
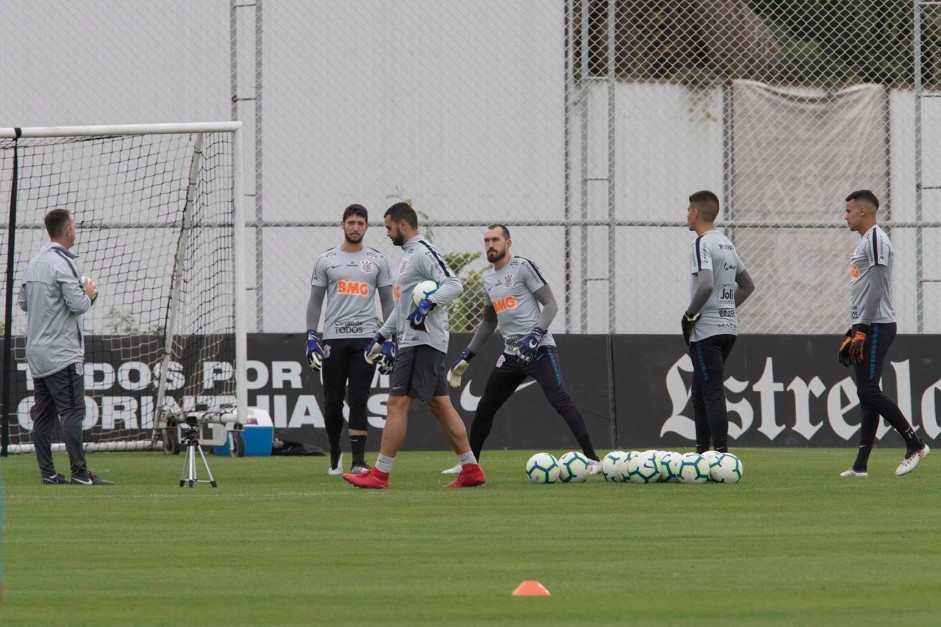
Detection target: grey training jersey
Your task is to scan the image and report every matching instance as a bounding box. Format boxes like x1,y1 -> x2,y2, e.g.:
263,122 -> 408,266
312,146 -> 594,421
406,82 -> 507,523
483,255 -> 556,354
379,235 -> 463,353
18,243 -> 92,378
850,225 -> 895,324
689,230 -> 745,342
311,247 -> 392,340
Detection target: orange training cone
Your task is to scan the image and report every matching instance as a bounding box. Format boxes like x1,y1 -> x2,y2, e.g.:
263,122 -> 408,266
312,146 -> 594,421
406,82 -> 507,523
512,580 -> 550,596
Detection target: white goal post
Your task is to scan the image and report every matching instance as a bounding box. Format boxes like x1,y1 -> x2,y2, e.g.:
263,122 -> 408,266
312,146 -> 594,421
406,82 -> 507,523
0,122 -> 247,454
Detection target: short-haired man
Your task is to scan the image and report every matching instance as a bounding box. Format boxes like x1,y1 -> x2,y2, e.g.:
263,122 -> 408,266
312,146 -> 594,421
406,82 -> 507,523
839,190 -> 929,477
18,208 -> 114,485
443,225 -> 602,474
343,202 -> 486,489
306,204 -> 394,475
682,191 -> 754,454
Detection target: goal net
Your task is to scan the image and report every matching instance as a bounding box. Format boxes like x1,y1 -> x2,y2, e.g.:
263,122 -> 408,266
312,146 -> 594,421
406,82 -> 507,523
0,123 -> 247,454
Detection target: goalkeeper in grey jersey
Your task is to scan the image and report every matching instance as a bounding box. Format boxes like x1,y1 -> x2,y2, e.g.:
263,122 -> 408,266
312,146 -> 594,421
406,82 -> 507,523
443,225 -> 602,475
682,191 -> 754,454
306,204 -> 394,476
343,202 -> 486,489
839,190 -> 928,477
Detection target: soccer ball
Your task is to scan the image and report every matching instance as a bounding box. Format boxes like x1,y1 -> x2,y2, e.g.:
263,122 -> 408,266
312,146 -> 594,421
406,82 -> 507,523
614,450 -> 636,482
602,451 -> 627,482
711,453 -> 743,483
700,450 -> 722,482
626,450 -> 660,484
525,452 -> 560,484
677,453 -> 710,484
658,451 -> 681,483
412,279 -> 440,306
558,451 -> 591,483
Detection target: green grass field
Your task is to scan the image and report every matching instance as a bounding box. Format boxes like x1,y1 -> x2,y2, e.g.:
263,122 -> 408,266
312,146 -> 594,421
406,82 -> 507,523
1,448 -> 939,626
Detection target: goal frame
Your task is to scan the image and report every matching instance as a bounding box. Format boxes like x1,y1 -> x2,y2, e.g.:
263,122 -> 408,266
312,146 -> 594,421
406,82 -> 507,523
0,121 -> 248,455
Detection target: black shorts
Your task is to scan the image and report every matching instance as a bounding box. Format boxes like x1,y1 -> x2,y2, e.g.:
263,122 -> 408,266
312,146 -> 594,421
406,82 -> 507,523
389,345 -> 448,401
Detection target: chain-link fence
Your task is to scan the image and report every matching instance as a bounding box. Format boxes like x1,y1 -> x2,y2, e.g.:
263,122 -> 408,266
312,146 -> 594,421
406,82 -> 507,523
4,1 -> 941,335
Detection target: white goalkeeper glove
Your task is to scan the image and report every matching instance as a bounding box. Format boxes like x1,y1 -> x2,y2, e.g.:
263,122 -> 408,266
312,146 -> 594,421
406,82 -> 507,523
447,348 -> 475,388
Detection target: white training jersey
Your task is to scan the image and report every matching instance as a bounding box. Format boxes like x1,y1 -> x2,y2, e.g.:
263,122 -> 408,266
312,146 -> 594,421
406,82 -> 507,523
689,230 -> 745,342
849,224 -> 895,324
379,235 -> 462,353
482,255 -> 556,354
311,246 -> 392,339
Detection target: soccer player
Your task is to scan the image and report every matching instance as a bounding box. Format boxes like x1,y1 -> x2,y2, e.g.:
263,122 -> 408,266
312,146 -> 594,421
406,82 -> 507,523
18,208 -> 114,485
343,202 -> 486,489
443,225 -> 602,475
839,190 -> 929,477
682,190 -> 754,454
306,204 -> 394,475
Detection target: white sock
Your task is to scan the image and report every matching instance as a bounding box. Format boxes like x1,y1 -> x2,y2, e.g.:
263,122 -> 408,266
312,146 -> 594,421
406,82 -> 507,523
375,454 -> 394,474
458,450 -> 477,466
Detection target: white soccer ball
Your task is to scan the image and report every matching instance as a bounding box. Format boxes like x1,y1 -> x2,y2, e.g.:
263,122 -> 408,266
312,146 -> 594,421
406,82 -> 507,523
525,452 -> 560,484
677,453 -> 711,484
412,279 -> 440,306
558,451 -> 591,483
602,451 -> 627,482
614,450 -> 636,482
626,450 -> 660,484
658,451 -> 681,483
700,450 -> 722,482
710,453 -> 743,483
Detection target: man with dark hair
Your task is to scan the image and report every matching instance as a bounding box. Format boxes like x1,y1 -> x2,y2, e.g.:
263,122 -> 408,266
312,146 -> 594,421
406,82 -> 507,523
343,202 -> 486,489
306,204 -> 394,475
442,225 -> 602,474
682,191 -> 755,454
18,208 -> 114,485
839,190 -> 929,477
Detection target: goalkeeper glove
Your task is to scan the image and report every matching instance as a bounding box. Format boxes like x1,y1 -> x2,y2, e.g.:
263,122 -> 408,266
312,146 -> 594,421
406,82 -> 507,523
838,328 -> 853,367
447,348 -> 475,388
516,327 -> 546,366
407,298 -> 437,331
364,332 -> 396,375
850,324 -> 870,365
306,329 -> 325,372
681,311 -> 700,346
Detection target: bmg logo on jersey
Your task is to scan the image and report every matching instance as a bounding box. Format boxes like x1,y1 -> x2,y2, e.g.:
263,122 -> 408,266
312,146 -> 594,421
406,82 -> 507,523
493,295 -> 517,313
337,280 -> 369,296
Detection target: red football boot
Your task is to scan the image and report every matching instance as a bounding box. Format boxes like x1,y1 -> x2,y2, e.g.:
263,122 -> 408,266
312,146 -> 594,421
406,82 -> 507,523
343,467 -> 389,489
445,463 -> 486,488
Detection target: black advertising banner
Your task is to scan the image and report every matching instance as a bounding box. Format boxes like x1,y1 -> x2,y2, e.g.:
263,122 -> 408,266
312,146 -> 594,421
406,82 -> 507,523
614,335 -> 941,448
4,333 -> 941,450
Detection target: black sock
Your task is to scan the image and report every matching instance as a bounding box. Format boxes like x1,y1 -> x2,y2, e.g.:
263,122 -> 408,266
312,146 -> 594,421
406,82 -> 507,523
716,445 -> 728,453
853,445 -> 872,471
577,434 -> 599,461
901,427 -> 923,453
350,435 -> 367,466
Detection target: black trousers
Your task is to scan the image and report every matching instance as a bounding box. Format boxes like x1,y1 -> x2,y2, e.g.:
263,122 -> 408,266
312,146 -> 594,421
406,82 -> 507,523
470,347 -> 589,458
688,334 -> 737,452
32,363 -> 88,477
853,322 -> 915,449
322,337 -> 376,434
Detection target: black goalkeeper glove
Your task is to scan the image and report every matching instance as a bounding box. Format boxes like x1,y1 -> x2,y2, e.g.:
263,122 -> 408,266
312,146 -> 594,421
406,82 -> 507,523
681,311 -> 700,346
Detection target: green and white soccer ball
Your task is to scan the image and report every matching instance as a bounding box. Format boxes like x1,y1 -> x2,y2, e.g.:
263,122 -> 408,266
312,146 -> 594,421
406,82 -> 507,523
412,279 -> 440,305
658,451 -> 681,482
677,453 -> 711,484
627,450 -> 660,484
558,451 -> 591,483
525,452 -> 560,484
602,451 -> 627,482
700,450 -> 722,482
710,452 -> 743,483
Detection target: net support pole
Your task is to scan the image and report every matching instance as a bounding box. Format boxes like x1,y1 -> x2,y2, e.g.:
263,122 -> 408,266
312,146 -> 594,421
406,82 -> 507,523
1,128 -> 22,457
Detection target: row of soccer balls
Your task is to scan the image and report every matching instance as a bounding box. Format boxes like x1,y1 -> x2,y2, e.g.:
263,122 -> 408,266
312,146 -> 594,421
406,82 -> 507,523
525,450 -> 744,484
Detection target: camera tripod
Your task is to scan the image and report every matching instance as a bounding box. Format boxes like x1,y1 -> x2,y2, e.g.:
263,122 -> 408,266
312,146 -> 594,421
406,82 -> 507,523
179,425 -> 218,488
